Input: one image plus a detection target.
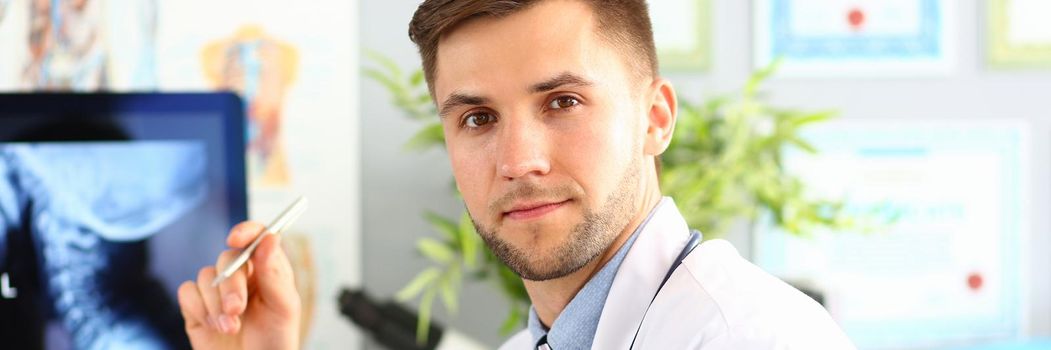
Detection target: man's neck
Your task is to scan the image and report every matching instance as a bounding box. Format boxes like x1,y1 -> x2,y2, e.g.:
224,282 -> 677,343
523,185 -> 664,328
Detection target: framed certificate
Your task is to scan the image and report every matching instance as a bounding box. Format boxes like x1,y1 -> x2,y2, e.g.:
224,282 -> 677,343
755,120 -> 1030,348
987,0 -> 1051,68
651,0 -> 711,72
754,0 -> 956,77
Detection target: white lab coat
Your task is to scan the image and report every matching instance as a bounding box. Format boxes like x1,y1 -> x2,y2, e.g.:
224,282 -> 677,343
499,199 -> 856,349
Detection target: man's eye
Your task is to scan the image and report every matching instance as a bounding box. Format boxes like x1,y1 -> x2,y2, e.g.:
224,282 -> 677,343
463,112 -> 496,128
548,96 -> 580,110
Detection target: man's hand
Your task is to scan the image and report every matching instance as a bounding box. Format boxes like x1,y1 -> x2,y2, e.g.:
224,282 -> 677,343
178,221 -> 301,350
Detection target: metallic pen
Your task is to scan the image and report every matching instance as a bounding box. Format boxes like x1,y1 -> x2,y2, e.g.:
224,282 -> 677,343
211,196 -> 308,287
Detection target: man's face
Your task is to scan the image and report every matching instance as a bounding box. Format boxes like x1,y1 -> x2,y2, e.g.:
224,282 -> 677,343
434,0 -> 650,281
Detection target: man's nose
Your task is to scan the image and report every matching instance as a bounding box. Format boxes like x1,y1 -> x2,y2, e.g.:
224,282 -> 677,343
496,115 -> 550,180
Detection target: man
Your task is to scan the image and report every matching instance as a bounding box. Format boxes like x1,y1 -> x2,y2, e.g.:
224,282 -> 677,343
177,0 -> 856,349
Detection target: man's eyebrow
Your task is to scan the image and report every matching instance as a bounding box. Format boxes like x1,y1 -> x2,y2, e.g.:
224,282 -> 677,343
439,93 -> 490,118
529,72 -> 593,94
437,73 -> 590,117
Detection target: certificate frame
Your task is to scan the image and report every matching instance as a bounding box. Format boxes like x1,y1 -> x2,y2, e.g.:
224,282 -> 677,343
754,0 -> 956,78
755,120 -> 1031,348
987,0 -> 1051,68
651,0 -> 712,72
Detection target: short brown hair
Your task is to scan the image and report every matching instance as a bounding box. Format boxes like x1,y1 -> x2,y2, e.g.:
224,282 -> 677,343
408,0 -> 659,96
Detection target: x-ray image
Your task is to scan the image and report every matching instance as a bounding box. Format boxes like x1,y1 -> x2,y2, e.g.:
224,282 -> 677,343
0,141 -> 209,350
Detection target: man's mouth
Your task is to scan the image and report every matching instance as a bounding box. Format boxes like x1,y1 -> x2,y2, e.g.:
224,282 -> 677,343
503,199 -> 571,220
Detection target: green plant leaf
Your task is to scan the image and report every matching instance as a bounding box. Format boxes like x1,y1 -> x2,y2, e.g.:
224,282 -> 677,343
418,238 -> 455,264
459,211 -> 479,269
499,302 -> 526,335
417,288 -> 436,344
396,267 -> 440,301
790,110 -> 837,127
415,92 -> 434,108
404,122 -> 445,151
788,136 -> 819,154
410,69 -> 425,87
439,264 -> 461,314
363,68 -> 404,97
365,48 -> 403,79
423,211 -> 459,243
745,58 -> 779,97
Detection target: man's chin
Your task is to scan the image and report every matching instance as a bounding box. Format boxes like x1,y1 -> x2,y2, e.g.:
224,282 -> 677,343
496,224 -> 562,239
474,210 -> 604,281
514,256 -> 592,282
493,238 -> 601,281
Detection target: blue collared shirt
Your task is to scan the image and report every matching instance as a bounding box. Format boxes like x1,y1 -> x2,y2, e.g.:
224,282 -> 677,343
526,198 -> 670,350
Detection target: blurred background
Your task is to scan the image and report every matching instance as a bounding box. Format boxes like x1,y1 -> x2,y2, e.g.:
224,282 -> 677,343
2,0 -> 1050,349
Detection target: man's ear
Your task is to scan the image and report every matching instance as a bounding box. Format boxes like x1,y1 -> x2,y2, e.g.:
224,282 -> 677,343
643,78 -> 677,157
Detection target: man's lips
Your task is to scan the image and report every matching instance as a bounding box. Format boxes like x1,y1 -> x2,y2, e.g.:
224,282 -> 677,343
503,200 -> 570,220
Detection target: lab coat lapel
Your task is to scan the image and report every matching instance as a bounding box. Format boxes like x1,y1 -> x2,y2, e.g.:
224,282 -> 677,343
590,199 -> 692,349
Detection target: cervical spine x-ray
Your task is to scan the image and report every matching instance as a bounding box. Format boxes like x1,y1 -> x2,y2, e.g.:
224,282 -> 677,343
0,141 -> 207,350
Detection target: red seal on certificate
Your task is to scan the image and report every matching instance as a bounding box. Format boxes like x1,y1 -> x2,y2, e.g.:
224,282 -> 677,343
847,8 -> 865,30
967,272 -> 983,292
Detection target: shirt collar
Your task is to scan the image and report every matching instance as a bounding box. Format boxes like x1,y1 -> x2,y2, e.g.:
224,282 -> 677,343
527,197 -> 672,349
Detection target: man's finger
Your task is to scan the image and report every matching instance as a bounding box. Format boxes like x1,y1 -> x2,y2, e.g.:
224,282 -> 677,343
250,234 -> 300,318
195,267 -> 224,332
216,250 -> 249,317
227,221 -> 266,249
177,281 -> 208,330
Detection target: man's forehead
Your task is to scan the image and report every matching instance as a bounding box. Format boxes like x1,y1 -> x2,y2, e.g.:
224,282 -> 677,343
432,0 -> 602,98
448,70 -> 596,95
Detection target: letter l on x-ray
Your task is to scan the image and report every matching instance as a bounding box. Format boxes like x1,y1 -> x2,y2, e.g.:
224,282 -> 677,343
1,272 -> 16,299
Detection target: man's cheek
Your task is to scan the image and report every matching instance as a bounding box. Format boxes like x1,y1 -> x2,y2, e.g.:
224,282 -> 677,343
454,176 -> 488,216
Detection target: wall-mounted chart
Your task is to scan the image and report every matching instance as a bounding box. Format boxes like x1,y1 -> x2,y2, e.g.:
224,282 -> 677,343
754,0 -> 956,77
987,0 -> 1051,68
756,120 -> 1030,348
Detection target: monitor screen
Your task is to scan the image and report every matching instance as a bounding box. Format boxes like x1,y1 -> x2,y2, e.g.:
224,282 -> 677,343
0,93 -> 247,350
